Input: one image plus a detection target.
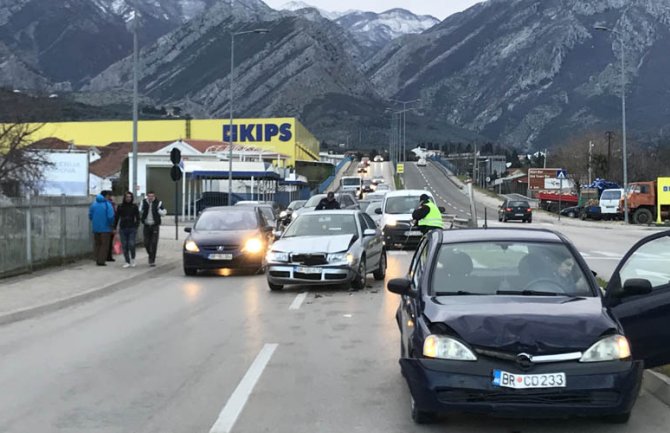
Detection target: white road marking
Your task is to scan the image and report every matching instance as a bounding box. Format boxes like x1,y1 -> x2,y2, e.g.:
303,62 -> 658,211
289,292 -> 307,310
209,343 -> 278,433
580,252 -> 592,257
585,257 -> 622,261
388,251 -> 408,256
592,251 -> 622,258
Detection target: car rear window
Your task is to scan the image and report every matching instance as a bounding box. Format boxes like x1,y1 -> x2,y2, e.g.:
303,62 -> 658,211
508,201 -> 529,208
431,241 -> 593,297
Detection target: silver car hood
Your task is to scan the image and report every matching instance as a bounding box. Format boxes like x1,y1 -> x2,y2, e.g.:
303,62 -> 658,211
273,234 -> 355,254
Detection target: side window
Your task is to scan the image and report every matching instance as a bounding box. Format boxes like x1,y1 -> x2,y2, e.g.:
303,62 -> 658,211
640,185 -> 649,194
362,213 -> 377,229
617,235 -> 670,292
340,196 -> 351,207
410,240 -> 429,287
357,214 -> 367,233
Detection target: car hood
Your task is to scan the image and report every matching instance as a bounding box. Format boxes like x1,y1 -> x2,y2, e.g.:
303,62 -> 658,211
190,229 -> 259,245
272,234 -> 355,253
424,296 -> 618,354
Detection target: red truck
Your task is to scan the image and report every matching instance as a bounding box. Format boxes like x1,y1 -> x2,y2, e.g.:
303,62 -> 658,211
621,179 -> 670,224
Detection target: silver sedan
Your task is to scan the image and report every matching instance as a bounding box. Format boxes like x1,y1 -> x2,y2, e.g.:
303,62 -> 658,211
265,210 -> 387,291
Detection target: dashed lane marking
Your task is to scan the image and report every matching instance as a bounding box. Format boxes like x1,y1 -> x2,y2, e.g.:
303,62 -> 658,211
289,292 -> 307,310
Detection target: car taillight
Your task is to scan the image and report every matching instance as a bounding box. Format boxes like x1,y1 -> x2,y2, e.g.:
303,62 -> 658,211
506,208 -> 512,212
527,208 -> 532,212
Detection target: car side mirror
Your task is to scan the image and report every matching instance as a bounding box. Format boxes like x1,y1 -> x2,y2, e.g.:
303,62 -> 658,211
184,227 -> 192,233
374,208 -> 383,215
363,229 -> 376,237
387,278 -> 415,297
620,279 -> 652,297
438,206 -> 446,213
591,270 -> 598,277
273,230 -> 283,238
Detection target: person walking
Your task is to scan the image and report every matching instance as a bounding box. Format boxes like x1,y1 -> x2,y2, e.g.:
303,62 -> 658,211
412,194 -> 444,234
140,191 -> 167,267
104,191 -> 118,262
115,191 -> 140,268
89,193 -> 116,266
315,192 -> 341,210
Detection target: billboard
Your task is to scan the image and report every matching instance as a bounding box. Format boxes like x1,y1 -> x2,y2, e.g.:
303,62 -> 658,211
38,151 -> 89,196
528,168 -> 572,190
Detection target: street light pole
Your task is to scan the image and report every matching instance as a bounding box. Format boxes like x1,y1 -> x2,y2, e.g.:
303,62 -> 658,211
227,27 -> 269,206
390,99 -> 420,163
594,23 -> 629,223
131,6 -> 139,195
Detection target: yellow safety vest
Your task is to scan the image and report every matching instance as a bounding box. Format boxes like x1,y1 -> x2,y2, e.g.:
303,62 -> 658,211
418,201 -> 444,229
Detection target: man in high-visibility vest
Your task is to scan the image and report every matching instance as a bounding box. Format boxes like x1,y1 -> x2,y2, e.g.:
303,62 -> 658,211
412,194 -> 444,234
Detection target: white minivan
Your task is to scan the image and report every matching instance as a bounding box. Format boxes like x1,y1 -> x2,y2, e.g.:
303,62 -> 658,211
600,188 -> 624,220
376,189 -> 436,248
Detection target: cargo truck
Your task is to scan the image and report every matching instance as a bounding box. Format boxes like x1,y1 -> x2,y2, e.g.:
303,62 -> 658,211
621,178 -> 670,224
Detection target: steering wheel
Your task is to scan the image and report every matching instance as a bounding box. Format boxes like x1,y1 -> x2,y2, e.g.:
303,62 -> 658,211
523,278 -> 567,294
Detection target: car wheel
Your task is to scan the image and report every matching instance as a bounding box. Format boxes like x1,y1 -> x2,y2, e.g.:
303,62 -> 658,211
503,215 -> 508,222
351,257 -> 366,290
498,216 -> 502,222
568,211 -> 576,218
184,267 -> 197,276
411,396 -> 437,424
268,281 -> 283,291
527,218 -> 532,223
603,412 -> 631,424
373,251 -> 387,281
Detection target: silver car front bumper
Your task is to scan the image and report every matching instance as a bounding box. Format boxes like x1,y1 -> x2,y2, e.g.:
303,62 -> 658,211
267,264 -> 355,286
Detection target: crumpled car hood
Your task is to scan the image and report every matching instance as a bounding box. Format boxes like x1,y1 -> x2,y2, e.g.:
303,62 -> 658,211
424,296 -> 618,355
272,234 -> 355,254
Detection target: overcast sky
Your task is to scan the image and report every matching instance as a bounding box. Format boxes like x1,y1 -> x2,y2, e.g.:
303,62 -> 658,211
264,0 -> 485,20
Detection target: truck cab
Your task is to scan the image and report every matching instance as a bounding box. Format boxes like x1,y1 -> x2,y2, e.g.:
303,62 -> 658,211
624,180 -> 670,224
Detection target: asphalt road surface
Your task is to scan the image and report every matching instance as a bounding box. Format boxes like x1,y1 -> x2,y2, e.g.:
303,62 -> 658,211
1,161 -> 669,433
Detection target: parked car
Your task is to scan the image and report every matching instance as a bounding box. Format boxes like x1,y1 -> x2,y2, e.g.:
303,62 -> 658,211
498,199 -> 532,223
560,205 -> 601,220
293,193 -> 359,217
560,206 -> 581,218
266,210 -> 387,290
388,228 -> 670,424
182,207 -> 273,275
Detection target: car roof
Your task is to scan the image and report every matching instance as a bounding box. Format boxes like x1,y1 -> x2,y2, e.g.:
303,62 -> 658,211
440,228 -> 565,244
300,209 -> 360,216
385,189 -> 431,197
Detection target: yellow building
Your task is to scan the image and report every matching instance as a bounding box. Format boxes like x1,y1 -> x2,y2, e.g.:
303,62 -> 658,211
24,117 -> 320,165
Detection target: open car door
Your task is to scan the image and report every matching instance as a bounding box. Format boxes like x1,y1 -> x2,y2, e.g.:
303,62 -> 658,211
605,230 -> 670,368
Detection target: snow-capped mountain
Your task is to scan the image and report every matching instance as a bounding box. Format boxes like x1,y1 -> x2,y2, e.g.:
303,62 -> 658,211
97,0 -> 218,23
336,8 -> 440,52
279,1 -> 350,20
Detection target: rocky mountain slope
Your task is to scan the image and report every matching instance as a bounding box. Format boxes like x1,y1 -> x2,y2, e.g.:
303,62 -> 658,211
365,0 -> 670,148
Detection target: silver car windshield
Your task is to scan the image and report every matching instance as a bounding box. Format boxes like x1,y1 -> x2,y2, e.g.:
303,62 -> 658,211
384,196 -> 422,214
431,242 -> 594,297
284,214 -> 358,238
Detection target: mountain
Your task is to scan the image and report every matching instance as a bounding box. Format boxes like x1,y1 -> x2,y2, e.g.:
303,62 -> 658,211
97,0 -> 219,23
279,1 -> 347,20
336,9 -> 440,53
365,0 -> 670,149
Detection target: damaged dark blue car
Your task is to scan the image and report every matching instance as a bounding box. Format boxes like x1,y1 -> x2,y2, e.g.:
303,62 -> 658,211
388,228 -> 670,424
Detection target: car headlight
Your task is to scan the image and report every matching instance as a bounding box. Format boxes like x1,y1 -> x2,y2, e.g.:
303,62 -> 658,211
384,219 -> 397,227
184,240 -> 200,253
243,237 -> 264,254
327,252 -> 355,265
423,335 -> 477,361
279,211 -> 288,218
266,251 -> 289,262
580,335 -> 631,362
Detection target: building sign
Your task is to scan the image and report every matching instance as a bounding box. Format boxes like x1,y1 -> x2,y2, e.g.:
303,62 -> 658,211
529,168 -> 566,190
223,122 -> 293,143
38,151 -> 89,196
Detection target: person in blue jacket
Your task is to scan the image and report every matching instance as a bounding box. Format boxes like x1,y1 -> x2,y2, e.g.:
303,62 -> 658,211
89,192 -> 116,266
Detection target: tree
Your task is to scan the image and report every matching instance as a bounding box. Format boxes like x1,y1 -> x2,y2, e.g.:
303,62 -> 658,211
0,123 -> 51,196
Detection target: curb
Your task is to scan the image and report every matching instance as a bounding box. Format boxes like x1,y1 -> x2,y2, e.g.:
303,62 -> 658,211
0,258 -> 181,326
644,370 -> 670,408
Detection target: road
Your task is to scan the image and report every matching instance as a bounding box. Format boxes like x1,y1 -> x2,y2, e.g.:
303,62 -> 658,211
1,161 -> 669,433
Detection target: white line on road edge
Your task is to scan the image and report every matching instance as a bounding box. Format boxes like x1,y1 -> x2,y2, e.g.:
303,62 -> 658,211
209,343 -> 278,433
289,293 -> 307,310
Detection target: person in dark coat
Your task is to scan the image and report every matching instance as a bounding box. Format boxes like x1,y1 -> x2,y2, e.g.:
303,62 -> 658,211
139,191 -> 167,267
315,192 -> 341,210
115,191 -> 140,268
89,193 -> 115,266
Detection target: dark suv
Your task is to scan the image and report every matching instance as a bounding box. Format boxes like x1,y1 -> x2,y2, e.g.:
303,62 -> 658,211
498,200 -> 532,223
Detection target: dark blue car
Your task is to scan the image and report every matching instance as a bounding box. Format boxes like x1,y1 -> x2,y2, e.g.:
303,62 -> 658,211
388,228 -> 670,424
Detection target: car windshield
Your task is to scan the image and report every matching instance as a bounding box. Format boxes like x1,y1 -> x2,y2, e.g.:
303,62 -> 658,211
195,211 -> 257,231
304,195 -> 326,207
283,214 -> 358,237
342,178 -> 361,186
431,241 -> 593,297
384,196 -> 423,214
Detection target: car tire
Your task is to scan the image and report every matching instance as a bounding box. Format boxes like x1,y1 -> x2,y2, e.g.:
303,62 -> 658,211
411,397 -> 437,424
527,218 -> 532,223
498,216 -> 502,222
373,252 -> 387,281
268,281 -> 283,291
603,412 -> 631,424
568,211 -> 576,218
184,267 -> 197,276
503,215 -> 508,222
351,257 -> 366,290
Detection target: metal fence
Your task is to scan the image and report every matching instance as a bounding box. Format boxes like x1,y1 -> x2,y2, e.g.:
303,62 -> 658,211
0,197 -> 93,277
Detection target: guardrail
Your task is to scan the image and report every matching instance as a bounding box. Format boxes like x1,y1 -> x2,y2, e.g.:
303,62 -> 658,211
443,214 -> 471,229
318,156 -> 353,193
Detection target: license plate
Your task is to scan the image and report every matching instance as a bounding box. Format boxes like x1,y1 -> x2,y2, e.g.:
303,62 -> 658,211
405,231 -> 423,236
208,253 -> 233,260
492,370 -> 566,389
296,266 -> 321,274
515,213 -> 524,216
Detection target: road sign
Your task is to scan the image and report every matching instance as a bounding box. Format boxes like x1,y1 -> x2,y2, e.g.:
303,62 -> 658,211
170,147 -> 182,165
397,163 -> 404,174
557,169 -> 567,179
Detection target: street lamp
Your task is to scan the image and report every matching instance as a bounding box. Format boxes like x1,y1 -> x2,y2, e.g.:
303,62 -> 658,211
390,99 -> 421,163
227,28 -> 269,206
131,5 -> 139,195
594,24 -> 629,223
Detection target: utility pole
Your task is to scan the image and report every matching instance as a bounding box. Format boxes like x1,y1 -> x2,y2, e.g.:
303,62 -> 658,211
543,148 -> 548,169
472,143 -> 478,182
605,131 -> 614,179
588,141 -> 593,185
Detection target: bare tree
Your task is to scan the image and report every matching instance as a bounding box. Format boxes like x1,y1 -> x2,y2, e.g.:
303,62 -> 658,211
0,123 -> 51,196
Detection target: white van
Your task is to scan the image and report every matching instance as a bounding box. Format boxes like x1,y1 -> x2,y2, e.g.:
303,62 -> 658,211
377,189 -> 435,248
340,176 -> 362,195
417,158 -> 427,167
599,188 -> 624,219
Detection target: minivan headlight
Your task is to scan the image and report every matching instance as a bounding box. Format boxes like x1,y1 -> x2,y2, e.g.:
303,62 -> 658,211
184,240 -> 200,253
580,335 -> 631,362
243,238 -> 264,254
423,335 -> 477,361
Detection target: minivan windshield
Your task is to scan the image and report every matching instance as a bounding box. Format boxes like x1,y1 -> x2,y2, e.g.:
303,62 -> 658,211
431,242 -> 593,297
384,196 -> 424,214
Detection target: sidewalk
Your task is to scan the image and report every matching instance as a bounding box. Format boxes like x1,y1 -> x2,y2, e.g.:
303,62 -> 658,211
0,228 -> 184,325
